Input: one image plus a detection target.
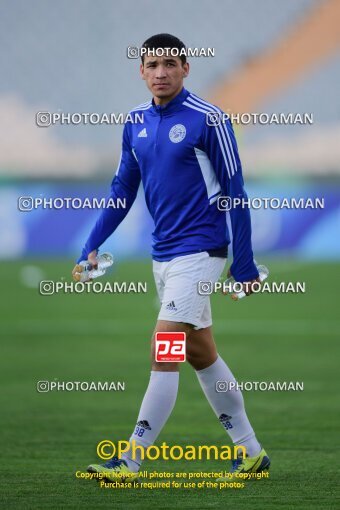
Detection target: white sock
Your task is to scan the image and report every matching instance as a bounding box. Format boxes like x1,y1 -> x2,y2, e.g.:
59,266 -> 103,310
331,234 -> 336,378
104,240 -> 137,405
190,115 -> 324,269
122,371 -> 179,471
195,355 -> 261,457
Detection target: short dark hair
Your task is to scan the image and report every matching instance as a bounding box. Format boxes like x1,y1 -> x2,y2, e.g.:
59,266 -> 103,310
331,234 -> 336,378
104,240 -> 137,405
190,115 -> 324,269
141,33 -> 186,65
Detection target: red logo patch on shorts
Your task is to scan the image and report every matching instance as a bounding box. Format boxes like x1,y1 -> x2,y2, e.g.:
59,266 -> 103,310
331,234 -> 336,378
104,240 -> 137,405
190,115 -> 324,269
155,332 -> 186,362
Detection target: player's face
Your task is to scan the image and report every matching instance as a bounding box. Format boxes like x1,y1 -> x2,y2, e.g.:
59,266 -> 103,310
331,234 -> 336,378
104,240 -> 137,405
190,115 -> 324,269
140,56 -> 189,104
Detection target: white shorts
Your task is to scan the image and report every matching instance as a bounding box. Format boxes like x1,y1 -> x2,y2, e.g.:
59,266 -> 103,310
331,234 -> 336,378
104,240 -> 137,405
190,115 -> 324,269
153,251 -> 226,330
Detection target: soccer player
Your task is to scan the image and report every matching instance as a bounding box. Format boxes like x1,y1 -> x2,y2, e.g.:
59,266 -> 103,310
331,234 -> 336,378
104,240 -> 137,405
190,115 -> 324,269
73,33 -> 270,481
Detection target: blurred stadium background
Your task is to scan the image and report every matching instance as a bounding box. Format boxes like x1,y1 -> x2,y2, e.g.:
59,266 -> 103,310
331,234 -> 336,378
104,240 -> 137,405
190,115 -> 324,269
0,0 -> 339,261
1,1 -> 339,508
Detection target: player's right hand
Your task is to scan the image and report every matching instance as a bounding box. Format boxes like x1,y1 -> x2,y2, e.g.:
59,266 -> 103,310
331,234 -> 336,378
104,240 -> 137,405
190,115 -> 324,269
225,267 -> 261,300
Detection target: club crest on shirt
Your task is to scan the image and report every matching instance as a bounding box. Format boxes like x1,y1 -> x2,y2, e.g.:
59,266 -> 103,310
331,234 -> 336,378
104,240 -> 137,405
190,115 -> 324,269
169,124 -> 186,143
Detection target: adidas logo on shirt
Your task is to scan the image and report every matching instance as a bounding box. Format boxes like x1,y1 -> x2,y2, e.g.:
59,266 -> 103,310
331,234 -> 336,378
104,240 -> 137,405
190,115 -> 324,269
137,128 -> 147,138
166,300 -> 177,311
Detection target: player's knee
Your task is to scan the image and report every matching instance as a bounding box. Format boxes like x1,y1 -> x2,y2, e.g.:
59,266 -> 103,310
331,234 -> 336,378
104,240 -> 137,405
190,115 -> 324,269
186,351 -> 198,368
151,322 -> 194,364
151,361 -> 179,372
186,345 -> 217,370
186,351 -> 206,370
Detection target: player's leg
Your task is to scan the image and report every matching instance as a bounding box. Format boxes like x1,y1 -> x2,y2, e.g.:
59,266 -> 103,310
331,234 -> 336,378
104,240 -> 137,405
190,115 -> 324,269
87,259 -> 188,480
185,324 -> 218,370
117,251 -> 217,474
186,325 -> 270,477
186,326 -> 261,454
87,319 -> 192,480
120,320 -> 193,472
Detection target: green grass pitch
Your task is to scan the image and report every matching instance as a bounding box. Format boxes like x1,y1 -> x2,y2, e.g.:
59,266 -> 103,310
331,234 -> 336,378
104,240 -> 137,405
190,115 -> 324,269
0,259 -> 339,509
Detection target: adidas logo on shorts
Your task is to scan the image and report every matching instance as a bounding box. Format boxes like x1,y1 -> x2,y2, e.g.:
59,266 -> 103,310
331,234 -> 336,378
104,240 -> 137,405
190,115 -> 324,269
166,300 -> 177,311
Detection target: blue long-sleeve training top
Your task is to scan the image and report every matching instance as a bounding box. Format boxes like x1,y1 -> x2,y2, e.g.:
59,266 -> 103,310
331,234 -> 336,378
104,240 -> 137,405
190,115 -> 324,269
78,87 -> 258,282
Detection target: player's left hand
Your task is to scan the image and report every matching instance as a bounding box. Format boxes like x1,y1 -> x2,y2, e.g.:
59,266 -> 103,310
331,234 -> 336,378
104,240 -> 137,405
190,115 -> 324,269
225,267 -> 261,300
71,250 -> 98,281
